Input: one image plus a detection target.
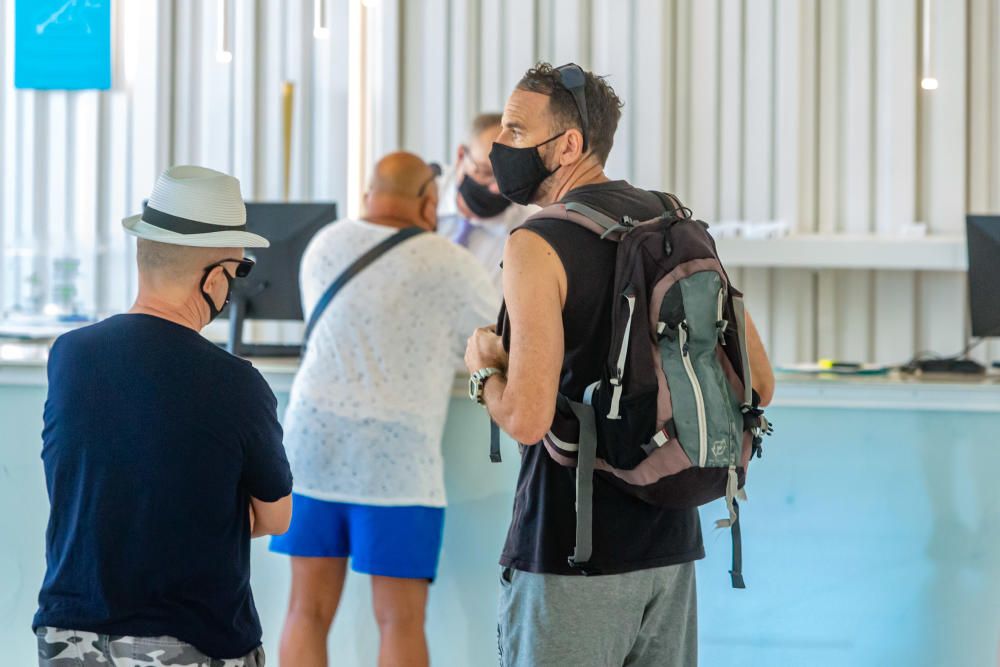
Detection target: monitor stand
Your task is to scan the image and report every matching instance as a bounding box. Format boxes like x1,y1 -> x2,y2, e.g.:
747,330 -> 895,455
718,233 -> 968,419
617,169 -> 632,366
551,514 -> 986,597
225,296 -> 302,358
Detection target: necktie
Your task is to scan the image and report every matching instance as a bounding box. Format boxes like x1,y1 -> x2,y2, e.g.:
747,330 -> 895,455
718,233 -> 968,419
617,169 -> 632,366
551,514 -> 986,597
454,217 -> 474,248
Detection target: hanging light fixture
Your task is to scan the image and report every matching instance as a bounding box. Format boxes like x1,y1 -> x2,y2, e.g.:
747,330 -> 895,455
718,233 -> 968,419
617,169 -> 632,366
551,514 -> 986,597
920,0 -> 937,90
217,0 -> 233,63
314,0 -> 330,39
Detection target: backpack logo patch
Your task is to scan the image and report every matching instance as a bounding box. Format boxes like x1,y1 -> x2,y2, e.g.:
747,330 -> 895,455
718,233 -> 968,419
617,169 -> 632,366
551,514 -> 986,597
711,439 -> 729,461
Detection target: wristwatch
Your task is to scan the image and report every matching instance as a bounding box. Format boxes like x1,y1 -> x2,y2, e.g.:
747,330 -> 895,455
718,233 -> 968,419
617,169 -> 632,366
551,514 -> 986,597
469,367 -> 503,405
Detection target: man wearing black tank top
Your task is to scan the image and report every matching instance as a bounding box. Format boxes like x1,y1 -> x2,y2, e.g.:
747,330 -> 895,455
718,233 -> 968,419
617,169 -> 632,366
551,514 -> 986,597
464,63 -> 775,667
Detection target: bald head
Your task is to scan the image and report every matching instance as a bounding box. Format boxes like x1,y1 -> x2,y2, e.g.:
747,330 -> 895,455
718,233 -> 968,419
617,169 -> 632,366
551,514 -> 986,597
363,152 -> 439,231
367,152 -> 438,197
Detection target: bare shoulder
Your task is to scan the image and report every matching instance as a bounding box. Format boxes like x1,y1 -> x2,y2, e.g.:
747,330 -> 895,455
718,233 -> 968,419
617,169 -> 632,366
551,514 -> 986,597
504,228 -> 567,306
505,227 -> 561,267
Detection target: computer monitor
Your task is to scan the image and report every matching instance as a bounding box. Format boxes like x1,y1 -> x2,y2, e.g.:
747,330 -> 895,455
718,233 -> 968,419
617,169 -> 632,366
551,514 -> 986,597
966,215 -> 1000,340
223,202 -> 337,357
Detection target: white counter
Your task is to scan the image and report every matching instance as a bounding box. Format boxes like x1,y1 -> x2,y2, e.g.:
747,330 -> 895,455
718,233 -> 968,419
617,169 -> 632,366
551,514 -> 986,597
4,341 -> 998,412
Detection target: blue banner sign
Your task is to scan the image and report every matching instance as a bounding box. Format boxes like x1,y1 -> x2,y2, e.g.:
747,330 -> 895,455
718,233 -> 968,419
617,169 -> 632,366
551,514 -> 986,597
15,0 -> 112,90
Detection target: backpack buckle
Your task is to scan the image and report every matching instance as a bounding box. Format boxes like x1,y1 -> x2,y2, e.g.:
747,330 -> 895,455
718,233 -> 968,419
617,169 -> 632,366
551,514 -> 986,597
598,216 -> 636,240
606,374 -> 624,420
567,556 -> 596,575
742,406 -> 773,459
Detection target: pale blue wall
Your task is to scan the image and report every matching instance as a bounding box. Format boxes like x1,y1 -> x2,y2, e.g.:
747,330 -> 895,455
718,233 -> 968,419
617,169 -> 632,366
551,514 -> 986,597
2,380 -> 999,666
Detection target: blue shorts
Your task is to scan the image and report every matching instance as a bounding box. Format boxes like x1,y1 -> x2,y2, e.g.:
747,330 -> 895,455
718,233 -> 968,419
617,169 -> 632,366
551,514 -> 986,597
269,494 -> 445,581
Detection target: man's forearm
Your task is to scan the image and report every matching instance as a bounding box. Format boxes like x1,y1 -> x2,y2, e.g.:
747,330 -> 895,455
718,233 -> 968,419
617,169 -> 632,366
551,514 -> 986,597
482,373 -> 512,429
482,374 -> 528,441
745,312 -> 775,406
248,504 -> 272,539
481,373 -> 550,445
249,494 -> 293,537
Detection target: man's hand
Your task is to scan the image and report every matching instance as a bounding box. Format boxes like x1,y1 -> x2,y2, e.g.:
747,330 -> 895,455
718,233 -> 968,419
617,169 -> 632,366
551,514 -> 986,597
465,325 -> 508,374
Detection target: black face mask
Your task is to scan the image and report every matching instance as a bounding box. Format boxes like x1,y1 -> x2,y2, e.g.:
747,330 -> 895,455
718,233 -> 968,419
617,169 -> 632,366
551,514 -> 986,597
200,266 -> 234,324
489,132 -> 565,206
458,174 -> 512,218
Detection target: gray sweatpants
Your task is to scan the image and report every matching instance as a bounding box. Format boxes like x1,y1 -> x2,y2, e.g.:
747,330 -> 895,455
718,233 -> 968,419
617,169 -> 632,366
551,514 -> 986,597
497,561 -> 698,667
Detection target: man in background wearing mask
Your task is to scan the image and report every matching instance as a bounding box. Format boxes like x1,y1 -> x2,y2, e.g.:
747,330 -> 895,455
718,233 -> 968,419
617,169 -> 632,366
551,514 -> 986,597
35,165 -> 293,666
438,113 -> 535,299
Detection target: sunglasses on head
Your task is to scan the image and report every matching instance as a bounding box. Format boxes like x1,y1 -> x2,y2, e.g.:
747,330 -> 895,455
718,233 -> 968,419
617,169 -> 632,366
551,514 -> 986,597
554,63 -> 590,152
204,257 -> 255,278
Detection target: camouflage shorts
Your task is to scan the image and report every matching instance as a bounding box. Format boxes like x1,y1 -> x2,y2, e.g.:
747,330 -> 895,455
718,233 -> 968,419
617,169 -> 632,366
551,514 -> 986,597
36,627 -> 265,667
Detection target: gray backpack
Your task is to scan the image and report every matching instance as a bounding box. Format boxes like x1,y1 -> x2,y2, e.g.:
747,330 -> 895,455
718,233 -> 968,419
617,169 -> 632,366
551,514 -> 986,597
494,192 -> 772,587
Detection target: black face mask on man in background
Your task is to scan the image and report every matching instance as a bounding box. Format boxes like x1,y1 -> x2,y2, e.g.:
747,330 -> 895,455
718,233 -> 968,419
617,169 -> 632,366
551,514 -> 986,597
458,174 -> 512,219
489,131 -> 566,206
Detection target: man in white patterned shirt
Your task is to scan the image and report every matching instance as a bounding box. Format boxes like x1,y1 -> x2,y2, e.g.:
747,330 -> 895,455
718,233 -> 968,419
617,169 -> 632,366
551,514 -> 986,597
271,152 -> 495,667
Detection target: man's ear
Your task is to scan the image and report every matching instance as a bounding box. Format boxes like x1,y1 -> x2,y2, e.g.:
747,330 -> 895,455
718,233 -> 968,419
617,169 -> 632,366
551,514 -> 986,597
455,145 -> 467,181
202,264 -> 225,292
559,129 -> 585,166
422,197 -> 439,230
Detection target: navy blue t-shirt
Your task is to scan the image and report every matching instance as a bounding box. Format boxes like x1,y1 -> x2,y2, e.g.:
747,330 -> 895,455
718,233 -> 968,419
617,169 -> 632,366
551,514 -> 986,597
33,314 -> 293,659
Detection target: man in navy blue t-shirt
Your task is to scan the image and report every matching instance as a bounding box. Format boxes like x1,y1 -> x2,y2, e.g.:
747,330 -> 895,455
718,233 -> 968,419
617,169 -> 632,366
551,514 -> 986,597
34,166 -> 293,666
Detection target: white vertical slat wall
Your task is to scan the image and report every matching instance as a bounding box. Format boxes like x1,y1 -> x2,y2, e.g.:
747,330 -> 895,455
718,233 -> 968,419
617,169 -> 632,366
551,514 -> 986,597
874,0 -> 920,364
0,0 -> 351,319
396,0 -> 1000,366
2,0 -> 999,366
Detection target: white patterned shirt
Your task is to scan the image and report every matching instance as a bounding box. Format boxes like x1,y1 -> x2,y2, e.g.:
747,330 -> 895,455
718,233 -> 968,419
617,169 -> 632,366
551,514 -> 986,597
283,219 -> 495,507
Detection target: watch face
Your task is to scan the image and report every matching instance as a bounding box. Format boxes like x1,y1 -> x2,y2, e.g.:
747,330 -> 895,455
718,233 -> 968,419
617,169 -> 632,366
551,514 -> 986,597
469,376 -> 478,400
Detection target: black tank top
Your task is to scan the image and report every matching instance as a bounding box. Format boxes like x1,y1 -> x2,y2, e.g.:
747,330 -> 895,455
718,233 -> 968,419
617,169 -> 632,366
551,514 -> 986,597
499,180 -> 704,575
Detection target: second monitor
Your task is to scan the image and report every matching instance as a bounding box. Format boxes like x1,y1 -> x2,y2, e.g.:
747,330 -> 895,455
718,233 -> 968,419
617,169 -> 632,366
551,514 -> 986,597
967,214 -> 1000,340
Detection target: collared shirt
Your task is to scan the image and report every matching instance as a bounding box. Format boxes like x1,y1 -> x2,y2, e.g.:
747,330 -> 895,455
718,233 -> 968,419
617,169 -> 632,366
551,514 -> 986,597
437,166 -> 536,300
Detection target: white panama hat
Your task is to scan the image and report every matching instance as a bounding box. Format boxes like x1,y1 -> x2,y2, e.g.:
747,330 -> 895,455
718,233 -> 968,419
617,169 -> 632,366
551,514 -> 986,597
122,165 -> 269,248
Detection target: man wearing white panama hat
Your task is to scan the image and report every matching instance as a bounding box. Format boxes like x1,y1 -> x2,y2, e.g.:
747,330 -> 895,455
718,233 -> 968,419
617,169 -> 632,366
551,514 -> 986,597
34,165 -> 293,666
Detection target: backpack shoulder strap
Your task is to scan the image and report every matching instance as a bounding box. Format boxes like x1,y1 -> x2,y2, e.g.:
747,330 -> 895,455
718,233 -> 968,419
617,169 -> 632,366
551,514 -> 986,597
652,191 -> 693,220
525,202 -> 629,240
303,226 -> 426,349
730,294 -> 754,409
652,190 -> 681,208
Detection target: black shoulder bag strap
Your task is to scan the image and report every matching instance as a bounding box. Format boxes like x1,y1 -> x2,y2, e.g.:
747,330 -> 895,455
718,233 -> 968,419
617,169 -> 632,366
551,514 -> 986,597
302,227 -> 426,351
